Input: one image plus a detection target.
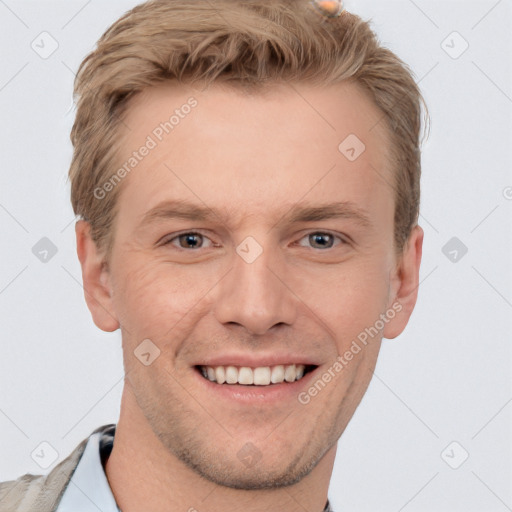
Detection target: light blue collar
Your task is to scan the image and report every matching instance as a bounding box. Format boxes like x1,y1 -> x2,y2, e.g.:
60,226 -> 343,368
56,425 -> 120,512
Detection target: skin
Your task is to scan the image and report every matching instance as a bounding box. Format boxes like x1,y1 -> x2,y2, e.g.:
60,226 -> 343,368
76,80 -> 423,512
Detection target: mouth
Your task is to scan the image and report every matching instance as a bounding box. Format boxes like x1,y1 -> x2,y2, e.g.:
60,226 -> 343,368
195,364 -> 318,386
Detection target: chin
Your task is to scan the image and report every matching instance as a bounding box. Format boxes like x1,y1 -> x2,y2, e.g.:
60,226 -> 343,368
159,428 -> 334,490
181,452 -> 322,490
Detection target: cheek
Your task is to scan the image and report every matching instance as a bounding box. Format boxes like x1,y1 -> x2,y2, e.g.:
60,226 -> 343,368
293,254 -> 391,343
111,256 -> 222,338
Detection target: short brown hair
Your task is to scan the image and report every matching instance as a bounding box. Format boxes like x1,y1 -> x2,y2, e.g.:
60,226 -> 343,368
69,0 -> 428,263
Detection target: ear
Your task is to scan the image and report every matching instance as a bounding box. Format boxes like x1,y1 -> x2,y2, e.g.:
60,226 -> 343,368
383,225 -> 424,339
75,220 -> 120,332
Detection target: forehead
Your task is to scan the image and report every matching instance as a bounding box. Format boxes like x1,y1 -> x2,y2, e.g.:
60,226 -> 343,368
114,80 -> 393,230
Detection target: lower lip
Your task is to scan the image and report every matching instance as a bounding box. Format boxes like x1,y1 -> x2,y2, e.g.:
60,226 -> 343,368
193,366 -> 320,404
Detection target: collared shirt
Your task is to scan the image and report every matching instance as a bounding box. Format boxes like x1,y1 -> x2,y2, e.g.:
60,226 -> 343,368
56,425 -> 120,512
56,424 -> 334,512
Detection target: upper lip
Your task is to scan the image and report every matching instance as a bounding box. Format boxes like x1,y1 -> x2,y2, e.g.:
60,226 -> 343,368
195,353 -> 321,368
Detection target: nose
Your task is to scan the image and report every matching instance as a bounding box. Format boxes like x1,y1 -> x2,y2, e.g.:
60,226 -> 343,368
212,240 -> 298,335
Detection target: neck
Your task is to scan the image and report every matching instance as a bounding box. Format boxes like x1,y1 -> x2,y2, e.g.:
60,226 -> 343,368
104,385 -> 336,512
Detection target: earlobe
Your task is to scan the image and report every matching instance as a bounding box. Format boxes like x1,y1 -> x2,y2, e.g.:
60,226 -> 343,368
75,220 -> 120,332
383,225 -> 424,340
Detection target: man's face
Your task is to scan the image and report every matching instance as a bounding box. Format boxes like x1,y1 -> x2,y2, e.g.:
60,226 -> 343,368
80,80 -> 422,489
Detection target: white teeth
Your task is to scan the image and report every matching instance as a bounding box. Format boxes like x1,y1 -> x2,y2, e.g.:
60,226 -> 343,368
271,365 -> 285,384
225,366 -> 238,384
253,367 -> 271,385
215,366 -> 226,384
200,364 -> 308,385
238,367 -> 253,385
284,364 -> 296,383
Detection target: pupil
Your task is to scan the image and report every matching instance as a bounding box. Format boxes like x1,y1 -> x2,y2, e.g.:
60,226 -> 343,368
182,234 -> 200,248
311,233 -> 332,248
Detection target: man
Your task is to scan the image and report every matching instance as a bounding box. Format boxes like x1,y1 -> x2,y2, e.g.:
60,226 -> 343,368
0,0 -> 425,510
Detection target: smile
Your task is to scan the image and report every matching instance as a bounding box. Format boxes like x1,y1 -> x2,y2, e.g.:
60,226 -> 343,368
197,364 -> 316,386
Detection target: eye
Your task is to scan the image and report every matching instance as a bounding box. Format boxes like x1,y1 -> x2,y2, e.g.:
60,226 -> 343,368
160,230 -> 347,251
162,231 -> 214,250
297,232 -> 347,250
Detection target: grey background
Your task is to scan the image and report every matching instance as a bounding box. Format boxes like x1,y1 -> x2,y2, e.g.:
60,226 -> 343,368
0,1 -> 511,511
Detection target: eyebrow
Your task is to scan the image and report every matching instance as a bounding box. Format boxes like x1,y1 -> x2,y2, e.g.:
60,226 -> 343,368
137,198 -> 373,230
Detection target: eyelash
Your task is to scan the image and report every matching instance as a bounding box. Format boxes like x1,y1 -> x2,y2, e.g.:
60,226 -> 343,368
161,230 -> 349,251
